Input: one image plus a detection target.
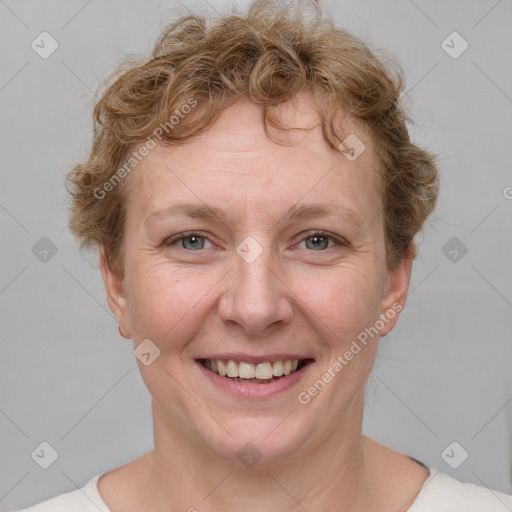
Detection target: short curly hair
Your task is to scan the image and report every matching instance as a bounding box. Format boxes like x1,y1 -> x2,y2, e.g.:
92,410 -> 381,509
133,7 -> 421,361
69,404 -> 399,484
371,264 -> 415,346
66,0 -> 438,275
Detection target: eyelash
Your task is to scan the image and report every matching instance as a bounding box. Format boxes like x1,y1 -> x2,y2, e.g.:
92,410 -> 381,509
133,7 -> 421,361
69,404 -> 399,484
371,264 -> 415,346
166,230 -> 345,251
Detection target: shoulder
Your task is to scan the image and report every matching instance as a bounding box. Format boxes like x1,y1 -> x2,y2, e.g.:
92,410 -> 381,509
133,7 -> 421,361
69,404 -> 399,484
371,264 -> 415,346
409,466 -> 512,511
11,474 -> 110,512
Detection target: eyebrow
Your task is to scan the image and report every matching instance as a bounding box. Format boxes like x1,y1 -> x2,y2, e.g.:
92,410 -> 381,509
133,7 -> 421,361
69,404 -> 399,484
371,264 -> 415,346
285,202 -> 360,224
144,201 -> 362,227
145,203 -> 226,225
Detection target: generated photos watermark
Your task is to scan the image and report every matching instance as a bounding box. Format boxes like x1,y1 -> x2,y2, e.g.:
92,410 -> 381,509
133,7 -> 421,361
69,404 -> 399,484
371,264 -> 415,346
93,97 -> 198,200
298,302 -> 402,405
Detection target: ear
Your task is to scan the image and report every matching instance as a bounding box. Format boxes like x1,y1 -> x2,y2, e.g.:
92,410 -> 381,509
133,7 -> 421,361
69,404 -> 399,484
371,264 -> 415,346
378,246 -> 414,337
99,248 -> 132,338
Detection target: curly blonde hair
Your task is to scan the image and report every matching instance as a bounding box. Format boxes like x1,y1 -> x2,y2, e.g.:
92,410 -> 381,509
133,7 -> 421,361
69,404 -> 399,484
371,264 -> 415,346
66,0 -> 438,275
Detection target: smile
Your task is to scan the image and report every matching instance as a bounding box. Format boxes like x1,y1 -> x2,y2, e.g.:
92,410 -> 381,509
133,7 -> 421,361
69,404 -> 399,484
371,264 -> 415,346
198,358 -> 314,384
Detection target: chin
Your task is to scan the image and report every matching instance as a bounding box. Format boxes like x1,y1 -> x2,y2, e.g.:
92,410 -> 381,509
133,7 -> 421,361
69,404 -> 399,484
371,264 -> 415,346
197,413 -> 316,467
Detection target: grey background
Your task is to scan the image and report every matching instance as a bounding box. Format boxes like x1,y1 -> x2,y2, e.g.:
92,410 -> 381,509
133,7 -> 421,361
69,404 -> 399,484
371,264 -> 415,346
1,0 -> 511,509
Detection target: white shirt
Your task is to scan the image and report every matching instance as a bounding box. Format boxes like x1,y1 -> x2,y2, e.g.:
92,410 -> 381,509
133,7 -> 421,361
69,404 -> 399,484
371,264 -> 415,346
13,465 -> 512,511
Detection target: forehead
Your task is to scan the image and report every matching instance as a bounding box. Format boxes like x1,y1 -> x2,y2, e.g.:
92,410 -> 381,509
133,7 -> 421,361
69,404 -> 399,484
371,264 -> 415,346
124,94 -> 382,226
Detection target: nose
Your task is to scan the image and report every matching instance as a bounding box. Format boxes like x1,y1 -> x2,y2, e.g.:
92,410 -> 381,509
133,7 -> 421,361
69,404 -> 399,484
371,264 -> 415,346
217,243 -> 294,336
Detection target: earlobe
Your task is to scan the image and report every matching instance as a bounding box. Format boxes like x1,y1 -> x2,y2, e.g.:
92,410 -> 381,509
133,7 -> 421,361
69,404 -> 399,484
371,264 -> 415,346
99,249 -> 132,338
378,248 -> 414,337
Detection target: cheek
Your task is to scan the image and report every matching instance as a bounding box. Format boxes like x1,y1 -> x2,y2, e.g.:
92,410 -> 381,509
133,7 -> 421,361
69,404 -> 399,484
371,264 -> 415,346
124,260 -> 218,343
293,264 -> 384,343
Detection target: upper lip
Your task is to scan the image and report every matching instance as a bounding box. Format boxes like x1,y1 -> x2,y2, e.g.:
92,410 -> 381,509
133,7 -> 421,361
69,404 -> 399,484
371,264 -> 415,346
197,353 -> 314,364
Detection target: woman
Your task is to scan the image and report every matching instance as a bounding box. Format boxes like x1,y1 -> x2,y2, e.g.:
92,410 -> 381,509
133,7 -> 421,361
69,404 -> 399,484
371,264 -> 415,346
16,1 -> 512,510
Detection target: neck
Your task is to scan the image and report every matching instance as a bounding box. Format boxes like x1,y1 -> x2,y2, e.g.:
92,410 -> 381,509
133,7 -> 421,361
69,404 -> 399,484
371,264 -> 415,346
141,395 -> 377,512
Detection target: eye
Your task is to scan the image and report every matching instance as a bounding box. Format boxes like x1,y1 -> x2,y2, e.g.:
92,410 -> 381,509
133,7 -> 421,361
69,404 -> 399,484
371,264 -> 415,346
165,230 -> 344,253
167,232 -> 213,251
298,230 -> 343,251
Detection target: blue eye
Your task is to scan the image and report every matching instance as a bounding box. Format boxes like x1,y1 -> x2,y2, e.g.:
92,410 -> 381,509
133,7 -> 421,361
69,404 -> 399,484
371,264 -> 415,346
170,232 -> 212,251
300,231 -> 339,251
166,230 -> 343,253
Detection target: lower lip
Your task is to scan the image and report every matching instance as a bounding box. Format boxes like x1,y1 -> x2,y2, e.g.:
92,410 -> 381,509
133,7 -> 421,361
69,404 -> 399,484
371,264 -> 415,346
196,360 -> 314,399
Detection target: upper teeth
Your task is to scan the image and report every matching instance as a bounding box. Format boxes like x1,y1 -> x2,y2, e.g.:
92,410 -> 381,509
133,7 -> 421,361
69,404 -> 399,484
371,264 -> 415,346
204,359 -> 300,379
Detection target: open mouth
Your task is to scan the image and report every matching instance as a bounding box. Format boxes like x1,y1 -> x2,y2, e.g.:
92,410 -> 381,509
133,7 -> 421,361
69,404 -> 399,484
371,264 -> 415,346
198,358 -> 314,384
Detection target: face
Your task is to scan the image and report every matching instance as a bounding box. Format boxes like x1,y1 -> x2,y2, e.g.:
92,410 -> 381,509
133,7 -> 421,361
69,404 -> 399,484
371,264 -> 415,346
101,93 -> 412,465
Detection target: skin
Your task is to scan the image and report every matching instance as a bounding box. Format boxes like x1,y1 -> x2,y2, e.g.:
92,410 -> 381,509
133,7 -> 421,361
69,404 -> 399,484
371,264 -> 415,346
99,93 -> 429,511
